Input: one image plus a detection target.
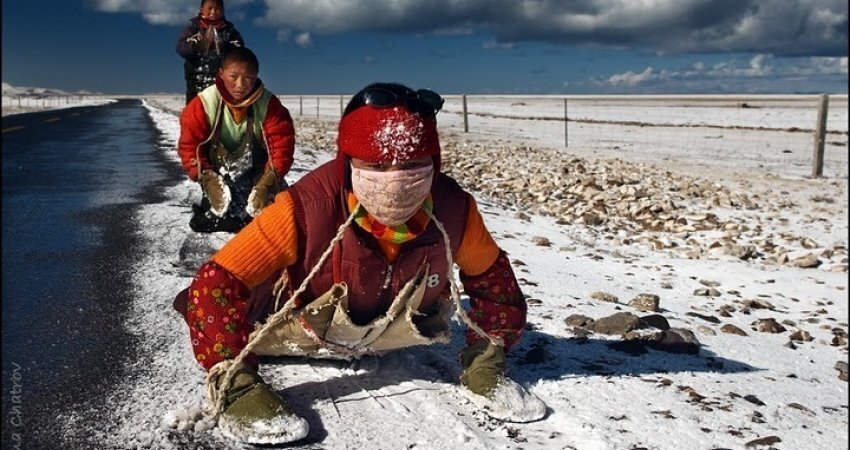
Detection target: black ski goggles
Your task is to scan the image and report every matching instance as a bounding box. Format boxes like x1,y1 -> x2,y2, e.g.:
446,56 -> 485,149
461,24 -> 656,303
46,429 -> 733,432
353,87 -> 444,118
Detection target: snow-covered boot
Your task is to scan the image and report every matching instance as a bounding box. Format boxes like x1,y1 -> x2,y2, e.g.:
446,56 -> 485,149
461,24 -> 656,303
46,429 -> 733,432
214,362 -> 309,444
460,342 -> 547,423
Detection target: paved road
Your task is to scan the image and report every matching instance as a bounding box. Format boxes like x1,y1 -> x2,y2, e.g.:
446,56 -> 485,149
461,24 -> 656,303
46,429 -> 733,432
1,100 -> 183,449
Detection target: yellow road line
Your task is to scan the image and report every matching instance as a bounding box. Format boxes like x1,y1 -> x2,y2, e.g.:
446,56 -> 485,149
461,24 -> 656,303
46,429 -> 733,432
45,117 -> 61,123
2,126 -> 25,133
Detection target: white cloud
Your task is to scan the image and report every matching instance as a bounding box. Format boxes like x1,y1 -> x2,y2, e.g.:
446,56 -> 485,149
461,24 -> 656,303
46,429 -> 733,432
87,0 -> 254,26
294,32 -> 313,48
608,67 -> 656,86
604,55 -> 848,88
737,54 -> 773,76
89,1 -> 848,57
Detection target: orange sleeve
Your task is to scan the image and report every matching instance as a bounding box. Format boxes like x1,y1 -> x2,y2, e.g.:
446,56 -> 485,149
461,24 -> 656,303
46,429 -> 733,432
455,194 -> 501,277
212,191 -> 299,287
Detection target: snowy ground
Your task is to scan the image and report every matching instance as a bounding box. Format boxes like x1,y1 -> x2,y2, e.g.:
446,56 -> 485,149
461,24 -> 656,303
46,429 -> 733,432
39,94 -> 850,449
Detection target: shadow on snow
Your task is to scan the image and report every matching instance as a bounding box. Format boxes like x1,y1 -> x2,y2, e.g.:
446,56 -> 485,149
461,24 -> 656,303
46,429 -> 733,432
245,323 -> 757,447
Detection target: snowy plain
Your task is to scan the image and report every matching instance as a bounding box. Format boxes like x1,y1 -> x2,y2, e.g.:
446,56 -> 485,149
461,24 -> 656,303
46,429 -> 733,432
9,92 -> 848,449
1,81 -> 116,116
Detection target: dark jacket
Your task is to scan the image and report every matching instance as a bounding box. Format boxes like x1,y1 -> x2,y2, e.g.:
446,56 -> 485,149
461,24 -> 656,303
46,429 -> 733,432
176,16 -> 244,96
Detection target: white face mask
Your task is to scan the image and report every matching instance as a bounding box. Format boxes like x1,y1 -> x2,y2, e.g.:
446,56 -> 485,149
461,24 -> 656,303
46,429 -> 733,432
350,162 -> 434,227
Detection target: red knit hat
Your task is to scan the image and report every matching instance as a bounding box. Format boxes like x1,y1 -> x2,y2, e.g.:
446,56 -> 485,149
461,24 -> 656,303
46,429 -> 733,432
336,105 -> 441,182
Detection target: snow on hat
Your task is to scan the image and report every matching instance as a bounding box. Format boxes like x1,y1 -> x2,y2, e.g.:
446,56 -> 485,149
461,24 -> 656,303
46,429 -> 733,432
337,105 -> 441,166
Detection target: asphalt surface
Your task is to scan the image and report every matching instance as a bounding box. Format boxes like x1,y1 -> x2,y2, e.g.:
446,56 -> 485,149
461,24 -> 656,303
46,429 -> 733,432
1,100 -> 184,449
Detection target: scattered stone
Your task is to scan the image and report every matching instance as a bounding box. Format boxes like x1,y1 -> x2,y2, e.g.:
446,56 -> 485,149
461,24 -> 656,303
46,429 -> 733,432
623,330 -> 642,340
644,328 -> 701,354
788,330 -> 813,342
694,288 -> 722,297
590,291 -> 619,303
532,236 -> 551,247
743,394 -> 765,406
750,410 -> 766,423
745,436 -> 781,447
724,244 -> 757,260
628,293 -> 660,312
698,279 -> 721,287
751,318 -> 787,333
788,251 -> 822,268
436,135 -> 835,272
686,312 -> 721,324
741,298 -> 775,310
787,403 -> 816,415
571,328 -> 591,341
639,314 -> 670,330
587,312 -> 642,335
717,304 -> 736,317
565,314 -> 595,327
680,386 -> 706,402
696,325 -> 716,336
836,361 -> 848,381
651,410 -> 675,419
720,324 -> 748,336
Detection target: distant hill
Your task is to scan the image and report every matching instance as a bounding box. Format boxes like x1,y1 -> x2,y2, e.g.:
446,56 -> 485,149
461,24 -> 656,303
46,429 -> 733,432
2,81 -> 99,96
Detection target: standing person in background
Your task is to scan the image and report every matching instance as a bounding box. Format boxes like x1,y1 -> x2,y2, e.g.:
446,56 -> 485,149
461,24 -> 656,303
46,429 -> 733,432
176,0 -> 244,105
177,47 -> 295,233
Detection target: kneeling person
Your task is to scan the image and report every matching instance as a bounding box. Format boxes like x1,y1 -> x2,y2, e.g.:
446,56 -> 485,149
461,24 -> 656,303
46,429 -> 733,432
174,82 -> 540,444
177,46 -> 295,232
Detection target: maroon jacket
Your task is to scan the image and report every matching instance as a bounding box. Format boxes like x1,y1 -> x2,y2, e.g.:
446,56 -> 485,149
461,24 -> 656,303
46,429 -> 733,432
175,162 -> 527,370
284,161 -> 467,324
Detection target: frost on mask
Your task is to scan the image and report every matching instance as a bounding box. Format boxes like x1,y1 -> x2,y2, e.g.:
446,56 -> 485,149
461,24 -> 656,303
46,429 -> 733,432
373,109 -> 426,164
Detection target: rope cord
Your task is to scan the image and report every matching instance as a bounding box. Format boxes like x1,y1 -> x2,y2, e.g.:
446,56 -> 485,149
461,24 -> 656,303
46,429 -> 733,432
203,202 -> 500,422
206,204 -> 360,419
423,208 -> 504,348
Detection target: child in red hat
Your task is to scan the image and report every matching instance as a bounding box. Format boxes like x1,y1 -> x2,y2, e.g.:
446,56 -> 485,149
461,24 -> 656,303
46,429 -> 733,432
173,82 -> 542,444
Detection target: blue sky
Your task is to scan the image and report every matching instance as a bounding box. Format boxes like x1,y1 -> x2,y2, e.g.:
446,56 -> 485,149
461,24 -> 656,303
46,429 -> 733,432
2,1 -> 847,95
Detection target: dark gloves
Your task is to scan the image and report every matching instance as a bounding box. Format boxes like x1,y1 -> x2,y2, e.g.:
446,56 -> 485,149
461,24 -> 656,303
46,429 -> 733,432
247,169 -> 278,217
200,170 -> 230,217
460,341 -> 506,397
